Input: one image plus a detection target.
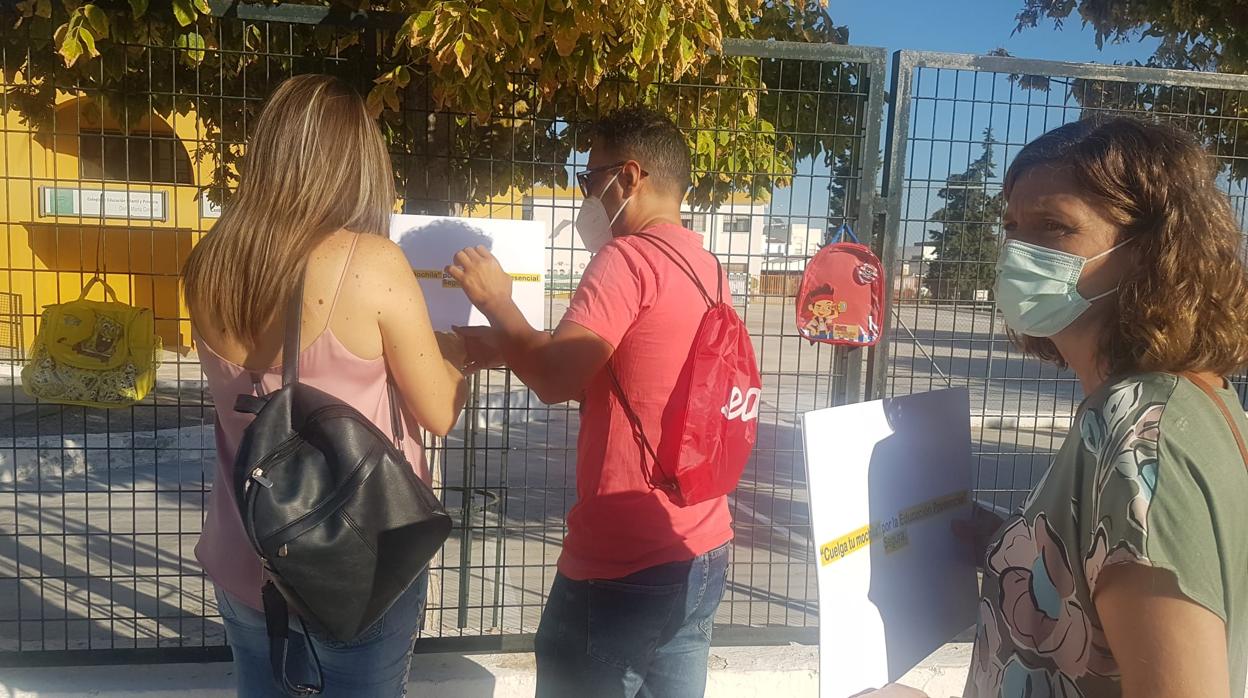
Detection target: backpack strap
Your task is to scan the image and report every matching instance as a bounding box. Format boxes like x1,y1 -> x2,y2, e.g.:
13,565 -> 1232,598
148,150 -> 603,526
829,223 -> 859,245
79,274 -> 120,303
629,232 -> 721,307
276,265 -> 403,448
387,380 -> 405,450
262,580 -> 324,696
605,230 -> 724,493
282,272 -> 305,387
1181,372 -> 1248,469
607,362 -> 674,493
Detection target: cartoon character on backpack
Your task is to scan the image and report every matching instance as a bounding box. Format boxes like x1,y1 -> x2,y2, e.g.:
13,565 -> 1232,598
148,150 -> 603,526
795,224 -> 884,347
801,285 -> 846,340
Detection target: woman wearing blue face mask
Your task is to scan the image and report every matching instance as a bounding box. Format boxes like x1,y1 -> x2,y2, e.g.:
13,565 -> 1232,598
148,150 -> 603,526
864,117 -> 1248,698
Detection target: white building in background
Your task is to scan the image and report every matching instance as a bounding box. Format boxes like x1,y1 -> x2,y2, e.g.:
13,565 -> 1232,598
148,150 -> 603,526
475,187 -> 769,293
762,220 -> 823,272
894,241 -> 938,300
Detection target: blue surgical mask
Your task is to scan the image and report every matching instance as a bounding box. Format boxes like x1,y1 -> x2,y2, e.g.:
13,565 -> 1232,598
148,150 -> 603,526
993,238 -> 1129,337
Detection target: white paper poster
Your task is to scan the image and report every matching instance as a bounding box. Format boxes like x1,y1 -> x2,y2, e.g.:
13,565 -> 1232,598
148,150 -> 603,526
802,388 -> 978,697
390,214 -> 547,331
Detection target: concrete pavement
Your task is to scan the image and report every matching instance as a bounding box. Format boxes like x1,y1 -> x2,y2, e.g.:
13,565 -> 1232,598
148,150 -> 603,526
0,642 -> 974,697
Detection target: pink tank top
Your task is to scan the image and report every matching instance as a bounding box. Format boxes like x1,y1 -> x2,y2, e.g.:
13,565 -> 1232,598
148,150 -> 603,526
194,237 -> 427,611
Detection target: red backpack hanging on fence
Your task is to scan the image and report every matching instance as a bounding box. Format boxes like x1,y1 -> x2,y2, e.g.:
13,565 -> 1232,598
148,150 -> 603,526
795,224 -> 884,347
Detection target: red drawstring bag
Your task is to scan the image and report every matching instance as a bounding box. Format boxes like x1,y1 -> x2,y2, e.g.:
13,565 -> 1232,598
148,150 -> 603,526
609,233 -> 762,507
795,224 -> 883,347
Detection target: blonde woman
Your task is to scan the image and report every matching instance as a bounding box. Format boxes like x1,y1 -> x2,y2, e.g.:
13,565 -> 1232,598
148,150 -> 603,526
866,117 -> 1248,697
183,74 -> 467,697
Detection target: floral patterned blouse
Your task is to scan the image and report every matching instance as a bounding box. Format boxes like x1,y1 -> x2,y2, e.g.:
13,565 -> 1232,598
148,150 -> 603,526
966,373 -> 1248,697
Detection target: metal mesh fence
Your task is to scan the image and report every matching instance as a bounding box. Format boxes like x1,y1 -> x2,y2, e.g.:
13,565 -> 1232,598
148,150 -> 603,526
875,51 -> 1248,515
0,293 -> 20,363
10,13 -> 1246,667
0,11 -> 884,659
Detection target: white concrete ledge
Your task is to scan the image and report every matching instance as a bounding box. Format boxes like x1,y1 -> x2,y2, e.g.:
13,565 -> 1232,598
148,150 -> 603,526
970,414 -> 1073,430
0,643 -> 973,698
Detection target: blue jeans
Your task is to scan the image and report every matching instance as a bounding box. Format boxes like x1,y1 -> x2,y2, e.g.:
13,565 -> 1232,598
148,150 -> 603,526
215,570 -> 428,698
534,544 -> 730,698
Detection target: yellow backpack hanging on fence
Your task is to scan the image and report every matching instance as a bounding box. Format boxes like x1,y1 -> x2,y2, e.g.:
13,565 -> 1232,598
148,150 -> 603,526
21,277 -> 162,408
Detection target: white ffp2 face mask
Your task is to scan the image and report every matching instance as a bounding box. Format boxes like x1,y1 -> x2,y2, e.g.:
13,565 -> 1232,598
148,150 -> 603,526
993,238 -> 1129,337
575,172 -> 632,253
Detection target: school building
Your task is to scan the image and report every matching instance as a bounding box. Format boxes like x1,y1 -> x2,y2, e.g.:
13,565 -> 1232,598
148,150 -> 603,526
1,92 -> 222,360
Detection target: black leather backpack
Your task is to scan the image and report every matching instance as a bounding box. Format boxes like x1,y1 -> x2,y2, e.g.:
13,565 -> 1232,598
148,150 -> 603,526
232,274 -> 452,696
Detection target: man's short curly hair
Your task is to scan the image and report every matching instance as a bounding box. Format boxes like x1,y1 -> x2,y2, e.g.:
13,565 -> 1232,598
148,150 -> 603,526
591,106 -> 691,197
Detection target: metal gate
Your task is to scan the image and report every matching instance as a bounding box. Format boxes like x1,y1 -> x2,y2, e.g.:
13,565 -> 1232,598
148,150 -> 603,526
870,51 -> 1248,514
0,9 -> 885,662
6,12 -> 1248,667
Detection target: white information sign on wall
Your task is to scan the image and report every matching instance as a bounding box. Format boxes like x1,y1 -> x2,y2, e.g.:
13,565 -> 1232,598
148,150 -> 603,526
200,195 -> 223,219
390,214 -> 547,331
802,388 -> 978,697
39,187 -> 168,221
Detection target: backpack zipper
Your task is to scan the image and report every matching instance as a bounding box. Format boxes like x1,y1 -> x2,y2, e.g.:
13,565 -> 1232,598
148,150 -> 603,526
257,442 -> 382,557
243,404 -> 401,558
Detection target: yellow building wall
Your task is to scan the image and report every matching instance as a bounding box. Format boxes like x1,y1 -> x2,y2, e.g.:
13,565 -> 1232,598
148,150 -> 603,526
1,106 -> 768,359
1,92 -> 218,356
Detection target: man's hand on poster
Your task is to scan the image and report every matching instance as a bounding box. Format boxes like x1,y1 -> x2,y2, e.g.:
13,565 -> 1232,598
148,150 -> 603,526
445,245 -> 516,372
446,245 -> 513,318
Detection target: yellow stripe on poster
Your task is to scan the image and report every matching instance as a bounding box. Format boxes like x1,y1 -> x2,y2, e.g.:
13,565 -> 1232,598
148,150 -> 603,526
819,525 -> 871,566
411,270 -> 543,287
898,490 -> 968,526
816,489 -> 970,566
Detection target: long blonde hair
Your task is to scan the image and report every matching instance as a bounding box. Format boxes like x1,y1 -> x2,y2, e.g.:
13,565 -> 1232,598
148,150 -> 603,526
182,74 -> 395,344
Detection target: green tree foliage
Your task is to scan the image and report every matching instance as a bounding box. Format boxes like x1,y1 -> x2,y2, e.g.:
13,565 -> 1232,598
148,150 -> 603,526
2,0 -> 860,214
1015,0 -> 1248,72
1011,1 -> 1248,181
925,128 -> 1004,301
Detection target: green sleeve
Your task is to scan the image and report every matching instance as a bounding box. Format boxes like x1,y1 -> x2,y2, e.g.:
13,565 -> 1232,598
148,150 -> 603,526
1079,377 -> 1227,621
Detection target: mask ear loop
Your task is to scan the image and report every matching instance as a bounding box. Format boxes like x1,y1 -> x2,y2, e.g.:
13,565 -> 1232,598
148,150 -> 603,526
1086,238 -> 1132,263
608,194 -> 633,227
601,170 -> 633,229
1085,287 -> 1118,302
1083,239 -> 1132,302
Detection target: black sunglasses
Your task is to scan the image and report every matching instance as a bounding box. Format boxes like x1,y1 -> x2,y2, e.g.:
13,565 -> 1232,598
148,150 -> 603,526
576,161 -> 649,197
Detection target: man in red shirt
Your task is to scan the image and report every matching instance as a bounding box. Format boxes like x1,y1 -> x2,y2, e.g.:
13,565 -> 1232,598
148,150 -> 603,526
447,107 -> 733,697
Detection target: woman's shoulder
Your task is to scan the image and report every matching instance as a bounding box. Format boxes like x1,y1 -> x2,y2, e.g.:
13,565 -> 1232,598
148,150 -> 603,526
1079,373 -> 1182,429
320,232 -> 412,296
325,232 -> 430,342
1087,372 -> 1180,405
1075,374 -> 1177,466
1088,372 -> 1242,422
337,231 -> 406,271
1080,371 -> 1245,466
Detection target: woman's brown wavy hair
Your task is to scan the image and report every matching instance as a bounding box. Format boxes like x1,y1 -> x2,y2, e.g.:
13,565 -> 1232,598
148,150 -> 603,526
1004,116 -> 1248,376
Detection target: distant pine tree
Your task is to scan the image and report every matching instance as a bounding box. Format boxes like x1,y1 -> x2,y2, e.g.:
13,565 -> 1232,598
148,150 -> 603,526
924,128 -> 1005,300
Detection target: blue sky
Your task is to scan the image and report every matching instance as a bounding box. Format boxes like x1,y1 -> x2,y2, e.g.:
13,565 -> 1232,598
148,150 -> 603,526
834,0 -> 1158,65
765,1 -> 1165,223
